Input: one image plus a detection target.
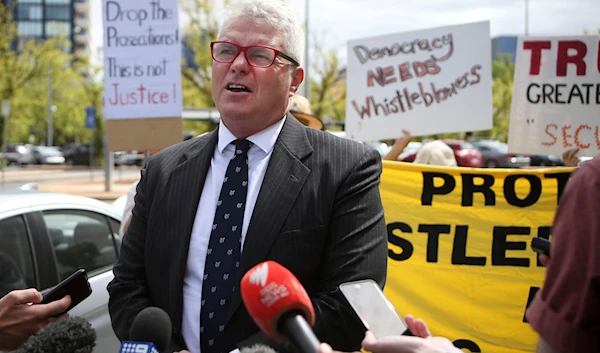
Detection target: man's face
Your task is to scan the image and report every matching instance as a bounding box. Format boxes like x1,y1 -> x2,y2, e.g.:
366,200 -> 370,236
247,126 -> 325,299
211,18 -> 304,137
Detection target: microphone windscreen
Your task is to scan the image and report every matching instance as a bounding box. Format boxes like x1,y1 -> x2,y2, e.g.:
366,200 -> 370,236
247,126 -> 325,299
16,316 -> 96,353
240,344 -> 279,353
240,261 -> 315,342
129,306 -> 172,352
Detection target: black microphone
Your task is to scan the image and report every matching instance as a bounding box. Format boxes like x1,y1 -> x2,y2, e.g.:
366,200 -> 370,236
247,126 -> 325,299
119,306 -> 172,353
16,316 -> 96,353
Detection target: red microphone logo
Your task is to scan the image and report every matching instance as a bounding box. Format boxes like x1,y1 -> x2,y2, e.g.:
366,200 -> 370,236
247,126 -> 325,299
241,261 -> 315,342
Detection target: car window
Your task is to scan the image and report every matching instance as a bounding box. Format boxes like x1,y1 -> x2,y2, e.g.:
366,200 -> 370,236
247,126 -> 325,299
0,215 -> 35,297
460,142 -> 474,150
42,210 -> 118,280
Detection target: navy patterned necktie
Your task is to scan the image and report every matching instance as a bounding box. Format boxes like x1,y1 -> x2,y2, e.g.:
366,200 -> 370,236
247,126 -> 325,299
201,139 -> 251,353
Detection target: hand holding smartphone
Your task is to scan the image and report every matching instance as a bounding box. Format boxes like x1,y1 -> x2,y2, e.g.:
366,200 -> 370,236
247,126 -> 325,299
339,279 -> 412,339
41,269 -> 92,314
531,237 -> 551,256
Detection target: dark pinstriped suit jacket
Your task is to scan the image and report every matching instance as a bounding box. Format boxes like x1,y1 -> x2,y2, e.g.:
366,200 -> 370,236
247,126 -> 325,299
107,114 -> 388,352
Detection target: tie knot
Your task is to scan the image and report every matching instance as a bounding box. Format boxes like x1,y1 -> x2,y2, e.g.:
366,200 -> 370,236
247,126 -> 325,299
233,139 -> 251,155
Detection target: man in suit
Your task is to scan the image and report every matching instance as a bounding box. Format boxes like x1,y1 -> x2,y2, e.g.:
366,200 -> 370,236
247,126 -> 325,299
107,0 -> 387,352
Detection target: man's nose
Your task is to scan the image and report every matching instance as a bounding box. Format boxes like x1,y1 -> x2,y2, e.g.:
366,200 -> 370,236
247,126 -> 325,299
230,51 -> 250,73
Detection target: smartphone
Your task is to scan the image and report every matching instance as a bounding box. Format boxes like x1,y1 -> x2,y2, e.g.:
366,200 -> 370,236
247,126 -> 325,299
531,237 -> 551,256
41,269 -> 92,313
339,279 -> 412,338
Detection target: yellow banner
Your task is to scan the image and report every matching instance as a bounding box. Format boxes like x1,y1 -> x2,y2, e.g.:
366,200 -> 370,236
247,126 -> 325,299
380,161 -> 574,353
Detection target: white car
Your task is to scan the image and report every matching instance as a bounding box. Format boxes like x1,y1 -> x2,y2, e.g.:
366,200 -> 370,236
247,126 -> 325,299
0,191 -> 122,352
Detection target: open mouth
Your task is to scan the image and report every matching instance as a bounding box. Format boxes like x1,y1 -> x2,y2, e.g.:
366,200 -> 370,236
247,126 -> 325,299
227,84 -> 251,92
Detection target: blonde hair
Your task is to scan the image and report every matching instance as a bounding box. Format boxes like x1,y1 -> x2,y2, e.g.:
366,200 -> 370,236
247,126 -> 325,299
414,140 -> 457,167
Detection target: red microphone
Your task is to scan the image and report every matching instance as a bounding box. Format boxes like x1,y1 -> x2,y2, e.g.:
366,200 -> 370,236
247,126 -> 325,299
241,261 -> 320,353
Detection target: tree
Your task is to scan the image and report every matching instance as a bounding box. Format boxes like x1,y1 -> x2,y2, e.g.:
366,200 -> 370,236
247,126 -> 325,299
0,4 -> 72,147
309,42 -> 346,128
179,0 -> 221,134
488,54 -> 515,142
0,3 -> 102,147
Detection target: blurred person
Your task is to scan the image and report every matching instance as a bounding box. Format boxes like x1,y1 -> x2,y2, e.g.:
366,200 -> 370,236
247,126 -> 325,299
526,155 -> 600,353
0,289 -> 71,351
318,315 -> 461,353
414,140 -> 457,167
289,94 -> 325,131
383,130 -> 412,161
108,1 -> 387,353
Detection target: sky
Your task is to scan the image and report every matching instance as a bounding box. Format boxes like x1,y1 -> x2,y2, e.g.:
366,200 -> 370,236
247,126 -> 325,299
91,0 -> 599,64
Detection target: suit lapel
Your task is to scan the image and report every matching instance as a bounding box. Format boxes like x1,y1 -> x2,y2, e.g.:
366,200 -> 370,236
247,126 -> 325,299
166,130 -> 218,335
227,115 -> 313,323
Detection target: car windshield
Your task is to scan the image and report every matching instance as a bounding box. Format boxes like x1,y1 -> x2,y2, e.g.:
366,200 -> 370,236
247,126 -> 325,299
460,142 -> 474,150
36,146 -> 60,153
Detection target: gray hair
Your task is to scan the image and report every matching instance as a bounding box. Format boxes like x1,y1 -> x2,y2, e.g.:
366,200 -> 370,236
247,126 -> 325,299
219,0 -> 305,66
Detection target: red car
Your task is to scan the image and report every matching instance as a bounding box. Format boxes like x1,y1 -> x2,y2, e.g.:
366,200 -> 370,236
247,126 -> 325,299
398,140 -> 482,167
443,140 -> 483,167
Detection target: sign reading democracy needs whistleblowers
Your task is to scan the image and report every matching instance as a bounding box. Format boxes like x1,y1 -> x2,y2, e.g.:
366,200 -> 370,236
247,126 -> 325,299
508,35 -> 600,157
102,0 -> 182,119
345,22 -> 492,141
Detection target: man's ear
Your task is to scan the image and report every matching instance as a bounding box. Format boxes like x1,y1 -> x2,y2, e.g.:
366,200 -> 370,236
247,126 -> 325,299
289,66 -> 305,95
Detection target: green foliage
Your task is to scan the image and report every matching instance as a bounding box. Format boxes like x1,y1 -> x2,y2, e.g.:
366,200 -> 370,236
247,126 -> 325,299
0,2 -> 104,152
309,45 -> 346,127
180,0 -> 219,109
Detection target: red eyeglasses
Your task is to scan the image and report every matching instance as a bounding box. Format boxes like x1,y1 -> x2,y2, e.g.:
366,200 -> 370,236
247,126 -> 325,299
210,41 -> 300,68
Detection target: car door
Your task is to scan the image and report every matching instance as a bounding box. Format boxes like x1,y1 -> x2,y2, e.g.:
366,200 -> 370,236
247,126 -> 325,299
40,209 -> 122,353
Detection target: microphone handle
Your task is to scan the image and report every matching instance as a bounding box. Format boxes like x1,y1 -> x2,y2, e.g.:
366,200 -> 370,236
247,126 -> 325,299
278,312 -> 320,353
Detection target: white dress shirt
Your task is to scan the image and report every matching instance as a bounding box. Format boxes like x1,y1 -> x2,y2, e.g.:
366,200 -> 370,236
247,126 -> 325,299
182,117 -> 286,353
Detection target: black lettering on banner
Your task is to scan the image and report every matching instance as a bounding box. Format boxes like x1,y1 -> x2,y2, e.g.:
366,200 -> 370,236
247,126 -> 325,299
527,83 -> 541,103
492,227 -> 530,266
461,174 -> 496,206
387,222 -> 413,261
421,172 -> 455,205
452,226 -> 486,265
536,227 -> 552,267
504,175 -> 542,207
523,286 -> 540,323
544,172 -> 572,204
417,224 -> 451,262
453,339 -> 482,352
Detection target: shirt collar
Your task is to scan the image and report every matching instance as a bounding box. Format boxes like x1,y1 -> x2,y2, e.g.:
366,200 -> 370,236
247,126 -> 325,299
217,116 -> 286,154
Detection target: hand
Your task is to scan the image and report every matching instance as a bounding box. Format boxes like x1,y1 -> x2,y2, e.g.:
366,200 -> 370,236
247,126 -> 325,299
0,289 -> 71,351
562,148 -> 579,167
383,130 -> 413,161
360,314 -> 461,353
539,254 -> 550,267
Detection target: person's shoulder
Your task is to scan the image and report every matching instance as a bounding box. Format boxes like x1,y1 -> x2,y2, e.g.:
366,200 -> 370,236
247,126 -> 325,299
306,129 -> 374,153
149,132 -> 213,165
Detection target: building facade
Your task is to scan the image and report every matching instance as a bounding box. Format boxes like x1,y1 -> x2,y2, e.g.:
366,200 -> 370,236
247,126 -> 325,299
2,0 -> 90,55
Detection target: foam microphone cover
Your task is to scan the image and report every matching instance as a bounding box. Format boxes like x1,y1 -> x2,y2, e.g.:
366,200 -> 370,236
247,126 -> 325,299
129,306 -> 172,352
16,316 -> 96,353
240,344 -> 279,353
240,260 -> 315,342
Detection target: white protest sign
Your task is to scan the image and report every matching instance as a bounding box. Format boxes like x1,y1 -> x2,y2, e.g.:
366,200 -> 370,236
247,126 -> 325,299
102,0 -> 182,119
345,21 -> 492,141
508,36 -> 600,157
